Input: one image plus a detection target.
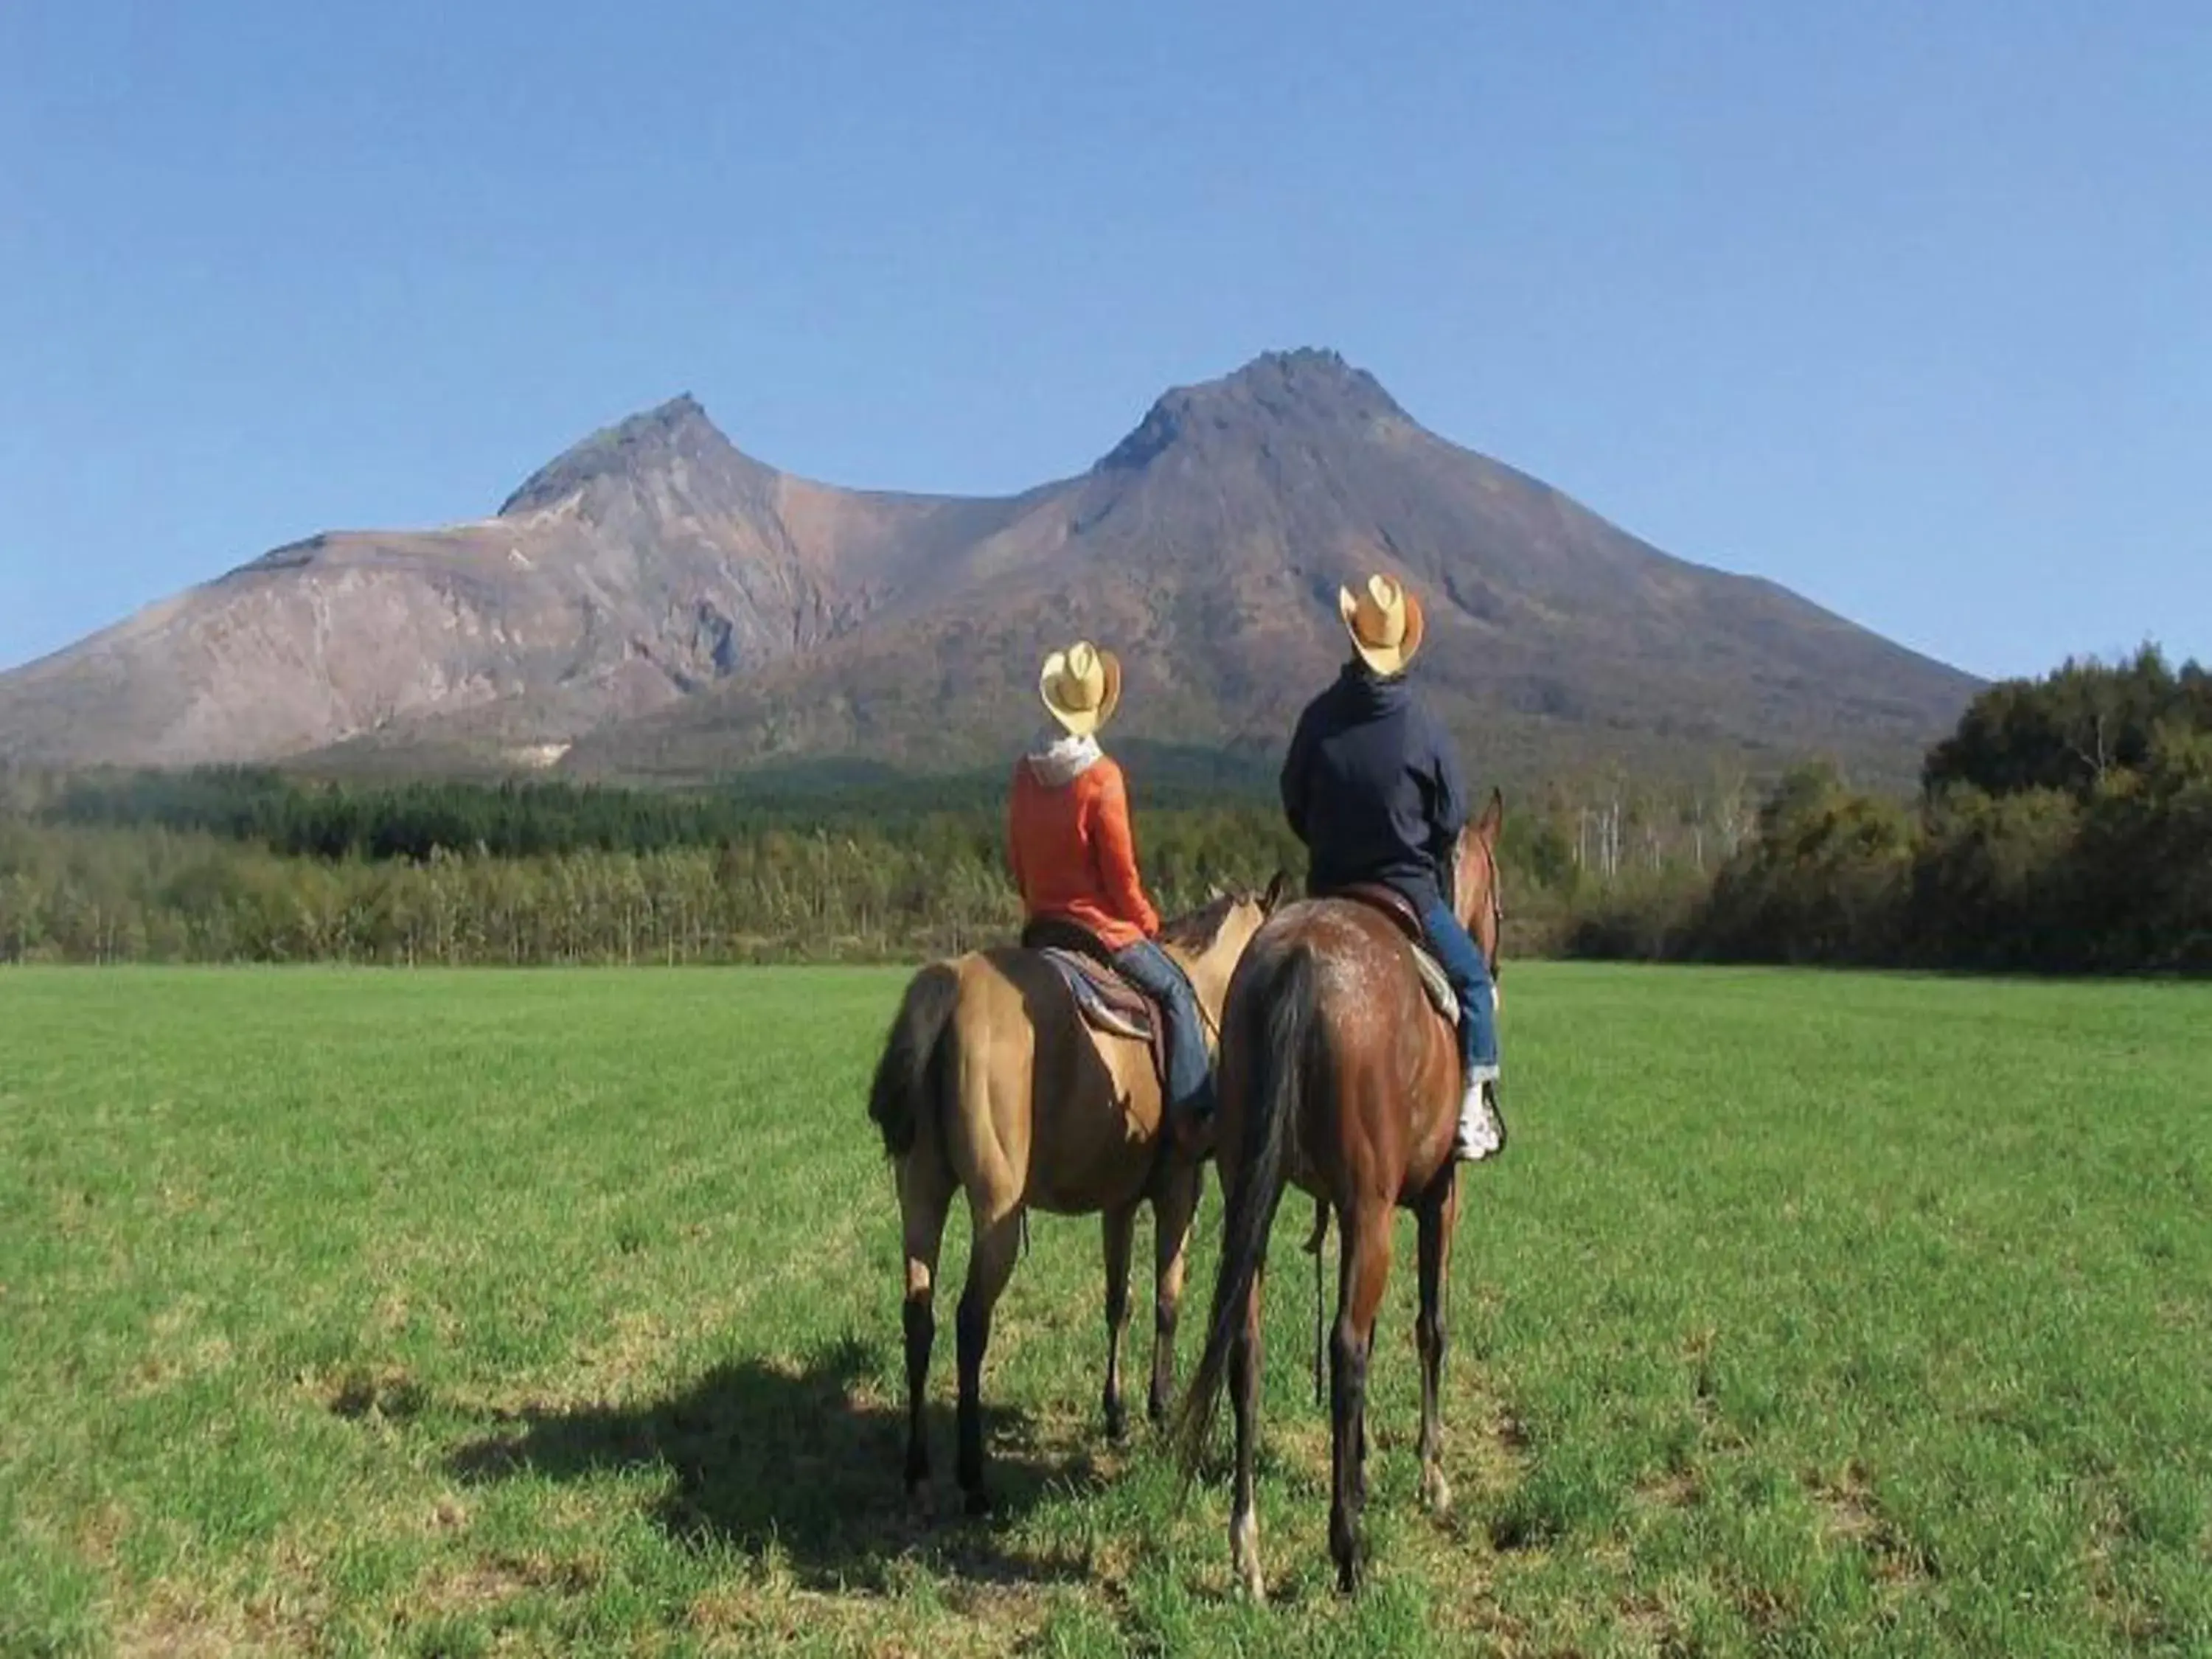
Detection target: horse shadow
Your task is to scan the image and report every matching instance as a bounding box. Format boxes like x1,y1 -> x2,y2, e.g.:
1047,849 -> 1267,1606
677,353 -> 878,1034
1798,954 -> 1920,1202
445,1335 -> 1098,1592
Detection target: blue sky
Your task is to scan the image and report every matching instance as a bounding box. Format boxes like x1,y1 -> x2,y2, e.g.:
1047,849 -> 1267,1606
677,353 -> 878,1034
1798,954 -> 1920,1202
3,0 -> 2205,682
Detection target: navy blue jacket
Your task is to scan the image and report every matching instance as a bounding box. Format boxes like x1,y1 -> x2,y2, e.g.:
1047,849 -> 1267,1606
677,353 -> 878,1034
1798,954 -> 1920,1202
1280,661 -> 1469,914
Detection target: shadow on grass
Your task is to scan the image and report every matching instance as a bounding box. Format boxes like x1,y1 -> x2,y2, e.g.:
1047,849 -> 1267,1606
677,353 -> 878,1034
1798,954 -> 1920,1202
447,1335 -> 1099,1592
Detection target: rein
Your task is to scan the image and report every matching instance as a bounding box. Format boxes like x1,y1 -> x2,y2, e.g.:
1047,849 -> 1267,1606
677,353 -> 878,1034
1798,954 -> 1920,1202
1475,837 -> 1504,978
1164,937 -> 1228,1046
1440,832 -> 1505,978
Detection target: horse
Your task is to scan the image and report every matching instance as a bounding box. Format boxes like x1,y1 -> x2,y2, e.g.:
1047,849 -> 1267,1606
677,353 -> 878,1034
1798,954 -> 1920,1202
866,873 -> 1290,1517
1175,792 -> 1505,1596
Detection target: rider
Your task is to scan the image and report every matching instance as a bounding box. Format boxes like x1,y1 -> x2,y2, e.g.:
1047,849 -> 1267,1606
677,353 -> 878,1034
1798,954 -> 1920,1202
1279,574 -> 1505,1161
1007,640 -> 1214,1140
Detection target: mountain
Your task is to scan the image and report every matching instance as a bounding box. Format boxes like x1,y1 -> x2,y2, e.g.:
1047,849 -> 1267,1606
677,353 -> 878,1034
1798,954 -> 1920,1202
0,395 -> 1044,771
0,350 -> 1977,786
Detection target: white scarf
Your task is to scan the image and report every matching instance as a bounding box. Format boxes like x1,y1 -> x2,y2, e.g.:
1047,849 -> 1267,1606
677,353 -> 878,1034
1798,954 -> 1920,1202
1025,730 -> 1102,787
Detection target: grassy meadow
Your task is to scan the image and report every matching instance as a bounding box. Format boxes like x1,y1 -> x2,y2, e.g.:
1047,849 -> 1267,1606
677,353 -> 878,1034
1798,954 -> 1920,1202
1,964 -> 2207,1656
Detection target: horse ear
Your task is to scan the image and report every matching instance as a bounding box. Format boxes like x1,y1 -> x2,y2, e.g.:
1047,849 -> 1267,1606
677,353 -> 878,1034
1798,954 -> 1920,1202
1262,869 -> 1290,914
1476,787 -> 1503,842
1206,883 -> 1225,903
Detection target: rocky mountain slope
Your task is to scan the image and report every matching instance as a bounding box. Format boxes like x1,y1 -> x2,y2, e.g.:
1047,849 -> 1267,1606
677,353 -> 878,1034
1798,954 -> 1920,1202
0,350 -> 1977,785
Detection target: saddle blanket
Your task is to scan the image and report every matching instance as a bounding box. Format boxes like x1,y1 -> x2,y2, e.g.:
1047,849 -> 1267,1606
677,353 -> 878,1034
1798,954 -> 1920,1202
1038,945 -> 1161,1045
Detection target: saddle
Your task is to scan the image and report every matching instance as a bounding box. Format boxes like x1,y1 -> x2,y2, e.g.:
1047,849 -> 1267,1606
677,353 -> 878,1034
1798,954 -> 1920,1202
1018,918 -> 1172,1088
1324,883 -> 1459,1026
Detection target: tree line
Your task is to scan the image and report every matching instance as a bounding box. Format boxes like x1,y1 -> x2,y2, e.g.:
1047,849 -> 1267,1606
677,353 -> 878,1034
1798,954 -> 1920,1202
1568,647 -> 2212,973
0,751 -> 1753,967
0,768 -> 1321,965
24,647 -> 2192,978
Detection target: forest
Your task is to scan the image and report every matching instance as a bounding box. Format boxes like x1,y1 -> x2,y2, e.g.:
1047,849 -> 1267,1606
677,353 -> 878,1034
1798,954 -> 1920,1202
0,748 -> 1733,964
1570,647 -> 2212,973
2,650 -> 2203,972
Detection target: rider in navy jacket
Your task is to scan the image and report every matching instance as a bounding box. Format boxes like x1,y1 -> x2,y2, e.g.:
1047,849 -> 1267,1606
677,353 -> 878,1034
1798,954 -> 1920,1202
1281,662 -> 1467,917
1279,574 -> 1505,1161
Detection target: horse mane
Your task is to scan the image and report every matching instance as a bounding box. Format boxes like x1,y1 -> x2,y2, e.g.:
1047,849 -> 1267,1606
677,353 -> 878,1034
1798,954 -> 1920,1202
1158,891 -> 1242,953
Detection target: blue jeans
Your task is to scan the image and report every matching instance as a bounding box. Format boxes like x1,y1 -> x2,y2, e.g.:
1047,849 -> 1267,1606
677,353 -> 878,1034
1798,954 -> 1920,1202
1110,938 -> 1215,1119
1416,898 -> 1500,1079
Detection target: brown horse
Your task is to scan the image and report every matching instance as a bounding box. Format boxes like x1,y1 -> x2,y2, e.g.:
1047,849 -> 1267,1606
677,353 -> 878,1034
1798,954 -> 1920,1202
866,874 -> 1290,1517
1175,793 -> 1504,1596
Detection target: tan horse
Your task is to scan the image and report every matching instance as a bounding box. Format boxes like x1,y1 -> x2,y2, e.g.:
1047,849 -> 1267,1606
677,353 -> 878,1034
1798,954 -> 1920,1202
866,874 -> 1290,1516
1177,794 -> 1504,1596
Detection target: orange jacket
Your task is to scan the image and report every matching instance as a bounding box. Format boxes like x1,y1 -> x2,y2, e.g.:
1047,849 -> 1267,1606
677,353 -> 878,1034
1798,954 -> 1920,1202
1007,751 -> 1161,952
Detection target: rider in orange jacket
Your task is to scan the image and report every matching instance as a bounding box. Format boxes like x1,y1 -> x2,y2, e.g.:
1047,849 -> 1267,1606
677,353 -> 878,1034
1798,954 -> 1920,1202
1007,641 -> 1213,1135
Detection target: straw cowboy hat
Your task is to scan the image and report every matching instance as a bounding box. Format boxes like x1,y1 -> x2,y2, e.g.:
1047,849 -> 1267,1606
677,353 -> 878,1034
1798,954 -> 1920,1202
1338,572 -> 1426,677
1038,640 -> 1122,737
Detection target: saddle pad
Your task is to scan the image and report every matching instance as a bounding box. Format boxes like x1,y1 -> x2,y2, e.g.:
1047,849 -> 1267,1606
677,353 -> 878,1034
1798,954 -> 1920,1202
1409,943 -> 1458,1026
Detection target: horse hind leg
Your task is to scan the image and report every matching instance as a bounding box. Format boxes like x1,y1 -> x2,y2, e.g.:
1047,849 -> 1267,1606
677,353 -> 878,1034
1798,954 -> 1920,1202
898,1152 -> 955,1510
1230,1261 -> 1268,1601
1102,1203 -> 1136,1441
1416,1166 -> 1461,1518
1331,1204 -> 1393,1595
1147,1163 -> 1202,1427
956,1206 -> 1023,1517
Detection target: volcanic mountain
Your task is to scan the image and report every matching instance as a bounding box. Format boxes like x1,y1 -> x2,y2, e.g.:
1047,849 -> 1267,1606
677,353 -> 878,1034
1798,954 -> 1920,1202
0,349 -> 1976,785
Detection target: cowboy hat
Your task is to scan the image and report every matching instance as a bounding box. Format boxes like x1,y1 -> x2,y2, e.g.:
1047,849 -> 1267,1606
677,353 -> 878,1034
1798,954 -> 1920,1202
1037,640 -> 1122,737
1338,572 -> 1426,677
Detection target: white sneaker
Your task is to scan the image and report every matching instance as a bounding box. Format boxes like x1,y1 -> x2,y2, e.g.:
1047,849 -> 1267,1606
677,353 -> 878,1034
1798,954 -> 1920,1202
1453,1070 -> 1503,1162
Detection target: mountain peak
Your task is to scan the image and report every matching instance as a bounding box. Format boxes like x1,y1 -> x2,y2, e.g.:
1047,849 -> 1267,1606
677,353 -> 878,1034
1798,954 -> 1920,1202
1224,346 -> 1389,397
498,393 -> 747,518
1098,347 -> 1409,471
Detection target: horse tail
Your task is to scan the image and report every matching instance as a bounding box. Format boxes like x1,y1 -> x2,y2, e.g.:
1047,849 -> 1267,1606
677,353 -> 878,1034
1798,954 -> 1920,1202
1175,943 -> 1324,1480
866,961 -> 961,1161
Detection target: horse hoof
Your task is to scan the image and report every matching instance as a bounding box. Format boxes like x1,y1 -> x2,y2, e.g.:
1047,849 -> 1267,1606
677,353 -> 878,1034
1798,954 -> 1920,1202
1422,1469 -> 1454,1518
1104,1402 -> 1128,1442
1332,1540 -> 1364,1597
963,1487 -> 993,1519
1231,1512 -> 1264,1601
907,1483 -> 936,1521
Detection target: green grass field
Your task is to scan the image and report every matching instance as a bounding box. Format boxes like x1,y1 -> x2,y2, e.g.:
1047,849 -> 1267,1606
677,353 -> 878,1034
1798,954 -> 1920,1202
2,964 -> 2207,1657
